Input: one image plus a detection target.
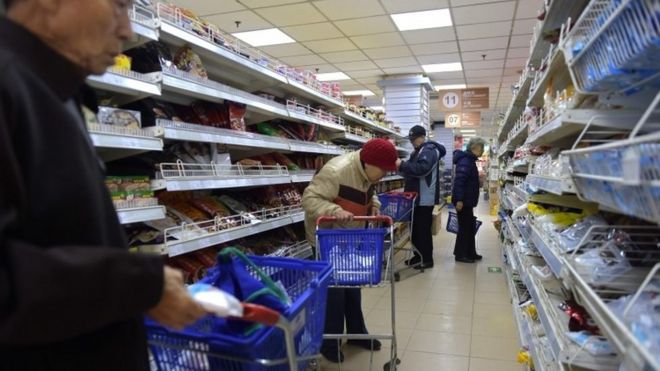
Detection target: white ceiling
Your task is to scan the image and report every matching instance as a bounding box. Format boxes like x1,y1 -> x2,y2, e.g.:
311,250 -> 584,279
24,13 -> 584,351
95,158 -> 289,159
173,0 -> 543,131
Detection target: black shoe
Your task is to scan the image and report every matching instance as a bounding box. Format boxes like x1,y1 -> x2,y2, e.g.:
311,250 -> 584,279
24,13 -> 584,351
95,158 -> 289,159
405,256 -> 421,266
321,348 -> 344,363
473,254 -> 483,260
414,261 -> 434,270
347,339 -> 382,351
455,257 -> 475,263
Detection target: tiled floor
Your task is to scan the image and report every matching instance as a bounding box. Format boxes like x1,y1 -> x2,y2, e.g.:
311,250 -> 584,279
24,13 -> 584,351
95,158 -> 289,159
320,203 -> 522,371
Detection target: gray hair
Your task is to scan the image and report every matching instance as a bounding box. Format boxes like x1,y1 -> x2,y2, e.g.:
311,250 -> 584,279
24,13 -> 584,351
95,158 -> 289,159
467,137 -> 486,150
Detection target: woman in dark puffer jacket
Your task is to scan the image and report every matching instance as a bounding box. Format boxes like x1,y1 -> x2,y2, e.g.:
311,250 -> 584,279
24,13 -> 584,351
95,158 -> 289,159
452,137 -> 486,263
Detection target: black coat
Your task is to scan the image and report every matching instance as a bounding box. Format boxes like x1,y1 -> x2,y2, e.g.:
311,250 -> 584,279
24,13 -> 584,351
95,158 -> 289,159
452,150 -> 480,208
0,18 -> 163,370
400,141 -> 446,205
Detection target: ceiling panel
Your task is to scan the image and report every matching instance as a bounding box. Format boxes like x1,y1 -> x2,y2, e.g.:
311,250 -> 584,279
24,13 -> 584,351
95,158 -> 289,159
295,63 -> 338,73
503,67 -> 522,76
205,11 -> 271,33
320,50 -> 369,63
334,16 -> 397,36
351,32 -> 405,49
459,37 -> 509,51
430,78 -> 466,85
347,69 -> 384,78
410,41 -> 459,55
260,43 -> 311,57
457,21 -> 512,40
374,56 -> 418,68
510,34 -> 533,48
513,18 -> 537,35
426,71 -> 465,79
449,0 -> 503,6
313,0 -> 386,20
517,0 -> 544,19
255,3 -> 326,26
401,27 -> 456,45
466,76 -> 501,83
281,22 -> 344,42
416,53 -> 461,65
355,76 -> 381,84
172,0 -> 246,15
506,47 -> 531,59
280,54 -> 326,66
334,60 -> 380,71
505,57 -> 528,68
363,46 -> 412,59
303,37 -> 356,53
382,66 -> 424,75
452,2 -> 516,25
380,0 -> 449,13
463,59 -> 505,70
240,0 -> 306,8
461,48 -> 507,61
465,68 -> 503,78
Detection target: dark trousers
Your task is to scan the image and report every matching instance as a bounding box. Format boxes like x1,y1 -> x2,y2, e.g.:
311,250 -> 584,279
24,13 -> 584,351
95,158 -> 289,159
453,207 -> 477,259
322,288 -> 368,351
411,205 -> 434,263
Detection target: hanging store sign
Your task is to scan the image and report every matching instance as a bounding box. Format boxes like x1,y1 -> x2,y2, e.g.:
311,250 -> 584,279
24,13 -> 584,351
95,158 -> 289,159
444,112 -> 481,128
438,88 -> 490,111
439,90 -> 461,111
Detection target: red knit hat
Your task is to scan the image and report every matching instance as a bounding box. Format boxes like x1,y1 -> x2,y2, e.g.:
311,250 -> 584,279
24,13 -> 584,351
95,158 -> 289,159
360,138 -> 398,172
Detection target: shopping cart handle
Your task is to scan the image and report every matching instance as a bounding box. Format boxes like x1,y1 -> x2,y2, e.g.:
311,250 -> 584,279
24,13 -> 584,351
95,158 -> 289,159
316,215 -> 393,225
233,303 -> 280,326
385,191 -> 417,199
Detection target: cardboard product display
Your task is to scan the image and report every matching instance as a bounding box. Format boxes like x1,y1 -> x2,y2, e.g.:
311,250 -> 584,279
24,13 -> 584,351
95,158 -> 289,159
431,205 -> 443,236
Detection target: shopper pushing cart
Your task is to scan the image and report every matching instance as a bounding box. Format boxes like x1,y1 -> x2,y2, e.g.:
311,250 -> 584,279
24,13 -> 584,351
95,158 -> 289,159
302,138 -> 400,365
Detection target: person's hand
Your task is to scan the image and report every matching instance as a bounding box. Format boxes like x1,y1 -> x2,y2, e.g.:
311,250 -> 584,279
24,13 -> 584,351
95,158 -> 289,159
395,158 -> 402,170
370,206 -> 380,216
456,201 -> 464,212
147,266 -> 208,330
335,209 -> 354,222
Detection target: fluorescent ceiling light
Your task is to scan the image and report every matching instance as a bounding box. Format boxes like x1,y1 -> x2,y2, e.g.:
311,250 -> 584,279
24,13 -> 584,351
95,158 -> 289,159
462,134 -> 476,138
435,84 -> 466,90
422,63 -> 462,73
316,72 -> 351,81
232,28 -> 295,47
369,106 -> 384,111
343,90 -> 375,96
391,9 -> 452,31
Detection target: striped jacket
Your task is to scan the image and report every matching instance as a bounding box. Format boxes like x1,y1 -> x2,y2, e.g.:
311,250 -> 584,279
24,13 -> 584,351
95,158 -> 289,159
302,150 -> 381,246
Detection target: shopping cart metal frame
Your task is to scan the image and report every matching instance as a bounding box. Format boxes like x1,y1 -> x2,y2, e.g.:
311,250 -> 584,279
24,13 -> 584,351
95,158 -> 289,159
315,215 -> 399,371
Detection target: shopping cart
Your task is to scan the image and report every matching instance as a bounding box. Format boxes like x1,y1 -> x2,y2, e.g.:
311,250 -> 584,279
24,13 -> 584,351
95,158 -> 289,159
378,192 -> 425,280
146,255 -> 332,371
446,210 -> 483,251
316,216 -> 399,371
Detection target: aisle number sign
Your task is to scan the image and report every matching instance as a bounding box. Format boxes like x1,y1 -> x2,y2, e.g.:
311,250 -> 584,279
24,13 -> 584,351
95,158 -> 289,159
444,112 -> 482,128
438,88 -> 490,110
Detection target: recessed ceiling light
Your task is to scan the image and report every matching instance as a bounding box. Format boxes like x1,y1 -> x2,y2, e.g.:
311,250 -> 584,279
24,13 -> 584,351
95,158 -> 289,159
343,90 -> 375,96
232,28 -> 295,47
422,63 -> 463,73
391,9 -> 452,31
435,84 -> 467,90
316,72 -> 351,81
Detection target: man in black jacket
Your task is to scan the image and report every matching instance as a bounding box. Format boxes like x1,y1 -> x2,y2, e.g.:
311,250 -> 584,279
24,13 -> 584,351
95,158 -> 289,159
398,125 -> 446,269
0,1 -> 206,370
452,137 -> 486,263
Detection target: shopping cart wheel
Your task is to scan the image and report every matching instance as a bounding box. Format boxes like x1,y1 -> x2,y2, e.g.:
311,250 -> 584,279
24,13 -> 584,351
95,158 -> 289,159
383,358 -> 401,371
394,272 -> 400,282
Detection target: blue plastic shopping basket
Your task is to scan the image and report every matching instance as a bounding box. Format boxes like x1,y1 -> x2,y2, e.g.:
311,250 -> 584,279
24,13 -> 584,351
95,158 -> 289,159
316,216 -> 392,286
446,211 -> 483,234
378,192 -> 416,222
146,256 -> 332,371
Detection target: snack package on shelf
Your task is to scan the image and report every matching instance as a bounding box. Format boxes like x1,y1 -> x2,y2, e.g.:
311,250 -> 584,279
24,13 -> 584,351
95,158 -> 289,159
173,45 -> 208,79
123,98 -> 182,127
225,101 -> 246,132
566,332 -> 616,356
97,107 -> 142,129
191,101 -> 228,128
124,41 -> 174,73
191,195 -> 232,218
105,176 -> 154,206
113,54 -> 132,71
270,152 -> 300,171
557,215 -> 607,253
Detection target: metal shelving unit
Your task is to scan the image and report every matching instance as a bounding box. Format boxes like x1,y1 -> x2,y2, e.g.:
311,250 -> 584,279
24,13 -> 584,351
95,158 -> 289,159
117,205 -> 166,225
88,123 -> 164,161
87,68 -> 162,97
527,174 -> 575,195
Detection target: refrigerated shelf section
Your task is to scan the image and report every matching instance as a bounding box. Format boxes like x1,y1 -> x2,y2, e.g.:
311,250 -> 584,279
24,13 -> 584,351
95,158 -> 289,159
163,205 -> 304,257
562,224 -> 660,371
87,68 -> 162,97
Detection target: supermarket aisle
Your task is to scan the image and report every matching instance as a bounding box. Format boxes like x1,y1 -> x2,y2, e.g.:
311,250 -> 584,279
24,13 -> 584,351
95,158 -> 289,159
321,202 -> 520,371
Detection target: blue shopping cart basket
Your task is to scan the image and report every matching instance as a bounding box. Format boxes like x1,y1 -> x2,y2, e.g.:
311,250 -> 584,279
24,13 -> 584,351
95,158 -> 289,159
146,256 -> 332,371
378,192 -> 416,222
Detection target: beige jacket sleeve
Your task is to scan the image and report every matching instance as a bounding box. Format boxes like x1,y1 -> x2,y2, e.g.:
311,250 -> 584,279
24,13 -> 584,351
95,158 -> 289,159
302,166 -> 343,221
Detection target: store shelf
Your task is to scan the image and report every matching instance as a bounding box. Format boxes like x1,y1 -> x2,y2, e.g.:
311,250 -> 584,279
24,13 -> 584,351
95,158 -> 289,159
288,140 -> 344,155
161,205 -> 304,257
512,185 -> 529,202
155,162 -> 292,191
285,80 -> 344,108
289,170 -> 315,184
160,68 -> 289,119
507,118 -> 529,147
329,131 -> 370,144
529,223 -> 563,278
528,45 -> 565,107
126,4 -> 160,49
89,124 -> 164,160
527,174 -> 575,195
117,205 -> 166,225
287,100 -> 346,132
381,175 -> 404,182
498,73 -> 533,141
87,68 -> 161,97
340,109 -> 401,137
269,241 -> 313,260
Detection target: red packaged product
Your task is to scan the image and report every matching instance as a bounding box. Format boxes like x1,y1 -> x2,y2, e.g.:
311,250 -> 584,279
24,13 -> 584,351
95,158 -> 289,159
192,101 -> 228,128
225,101 -> 247,131
192,249 -> 217,267
191,196 -> 232,218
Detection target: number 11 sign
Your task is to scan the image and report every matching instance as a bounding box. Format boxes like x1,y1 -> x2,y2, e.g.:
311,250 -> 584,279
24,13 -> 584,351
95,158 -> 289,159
440,90 -> 461,110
